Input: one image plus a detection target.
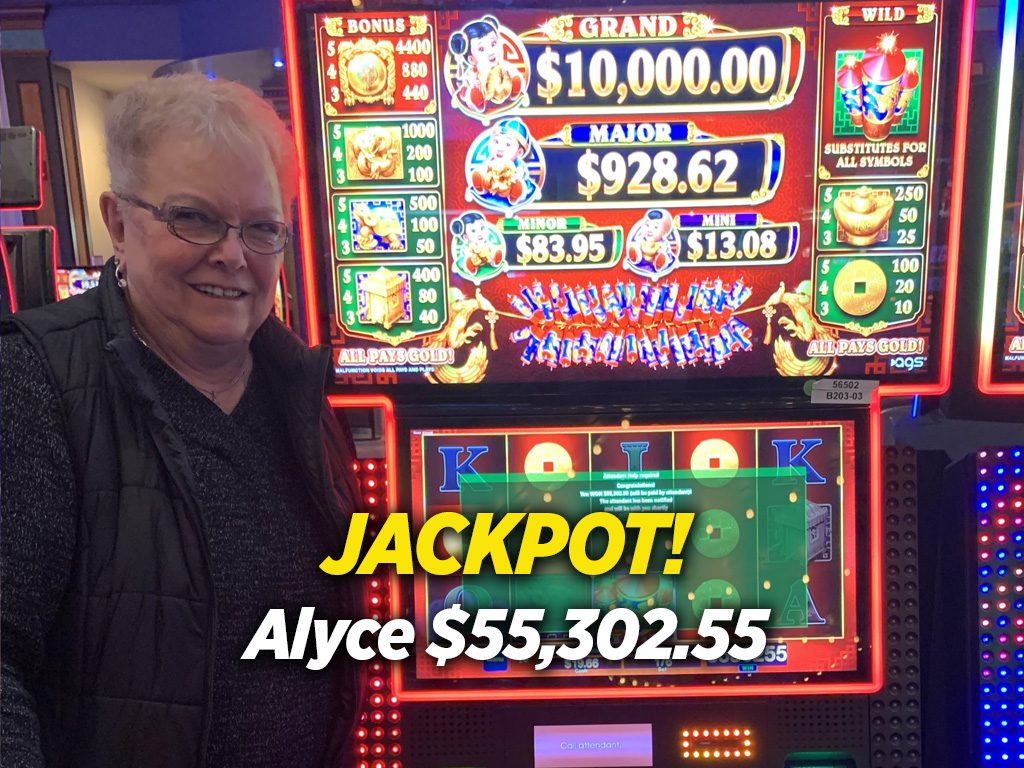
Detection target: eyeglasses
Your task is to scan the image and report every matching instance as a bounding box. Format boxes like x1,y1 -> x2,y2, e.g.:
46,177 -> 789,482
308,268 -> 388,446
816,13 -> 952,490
116,193 -> 290,255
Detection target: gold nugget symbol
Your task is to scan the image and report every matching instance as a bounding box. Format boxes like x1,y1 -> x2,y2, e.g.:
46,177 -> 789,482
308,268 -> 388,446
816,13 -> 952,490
833,260 -> 888,317
347,126 -> 402,181
833,187 -> 895,246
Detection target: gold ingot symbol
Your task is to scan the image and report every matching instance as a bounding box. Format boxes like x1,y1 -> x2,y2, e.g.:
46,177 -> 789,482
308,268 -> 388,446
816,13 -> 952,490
833,186 -> 895,246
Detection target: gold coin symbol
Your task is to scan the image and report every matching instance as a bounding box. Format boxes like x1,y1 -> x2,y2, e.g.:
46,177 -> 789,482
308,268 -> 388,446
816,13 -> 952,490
833,259 -> 887,317
523,442 -> 574,491
689,438 -> 740,487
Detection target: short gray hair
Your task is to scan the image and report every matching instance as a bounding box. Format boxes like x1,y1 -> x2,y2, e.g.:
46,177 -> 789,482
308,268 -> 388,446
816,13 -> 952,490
105,73 -> 297,214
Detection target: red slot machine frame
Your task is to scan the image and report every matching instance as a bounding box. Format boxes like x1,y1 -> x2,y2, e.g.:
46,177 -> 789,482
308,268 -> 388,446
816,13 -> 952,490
329,393 -> 401,502
0,129 -> 45,213
324,397 -> 882,691
386,398 -> 885,702
283,0 -> 975,398
282,0 -> 971,764
2,225 -> 59,308
1,235 -> 16,312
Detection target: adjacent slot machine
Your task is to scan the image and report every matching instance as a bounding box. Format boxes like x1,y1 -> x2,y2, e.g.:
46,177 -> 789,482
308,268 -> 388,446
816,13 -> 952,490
0,126 -> 43,212
2,226 -> 58,312
977,0 -> 1024,396
282,0 -> 974,765
969,1 -> 1024,765
0,126 -> 50,312
53,266 -> 103,301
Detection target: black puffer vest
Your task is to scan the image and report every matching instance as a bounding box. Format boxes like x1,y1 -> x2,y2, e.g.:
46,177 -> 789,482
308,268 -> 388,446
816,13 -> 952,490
3,260 -> 361,767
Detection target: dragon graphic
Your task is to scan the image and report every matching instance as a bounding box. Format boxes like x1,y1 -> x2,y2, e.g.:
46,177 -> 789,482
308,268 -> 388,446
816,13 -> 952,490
422,287 -> 499,384
763,280 -> 839,377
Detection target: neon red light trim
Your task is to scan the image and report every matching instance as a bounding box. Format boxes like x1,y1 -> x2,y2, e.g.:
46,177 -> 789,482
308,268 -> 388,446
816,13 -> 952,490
31,133 -> 45,211
0,236 -> 15,312
0,132 -> 45,212
868,391 -> 884,692
5,225 -> 58,303
977,0 -> 1024,395
980,373 -> 1024,396
278,267 -> 291,328
281,0 -> 322,347
328,394 -> 398,511
394,680 -> 883,702
882,0 -> 974,397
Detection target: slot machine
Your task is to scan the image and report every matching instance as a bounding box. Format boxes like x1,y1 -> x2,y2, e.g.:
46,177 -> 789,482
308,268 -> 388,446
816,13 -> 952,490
0,126 -> 43,212
977,0 -> 1024,398
282,0 -> 974,765
0,126 -> 51,312
2,226 -> 58,311
53,266 -> 104,301
966,0 -> 1024,764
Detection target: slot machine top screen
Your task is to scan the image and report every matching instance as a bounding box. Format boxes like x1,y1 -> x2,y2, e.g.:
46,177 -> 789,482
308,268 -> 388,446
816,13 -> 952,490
288,0 -> 967,392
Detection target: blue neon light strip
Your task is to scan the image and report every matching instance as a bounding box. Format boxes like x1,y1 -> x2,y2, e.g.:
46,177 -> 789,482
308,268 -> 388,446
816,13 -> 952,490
977,446 -> 1024,764
979,0 -> 1021,377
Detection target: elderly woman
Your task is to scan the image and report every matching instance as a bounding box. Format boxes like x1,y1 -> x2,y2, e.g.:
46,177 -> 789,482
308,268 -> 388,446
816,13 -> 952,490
1,75 -> 361,767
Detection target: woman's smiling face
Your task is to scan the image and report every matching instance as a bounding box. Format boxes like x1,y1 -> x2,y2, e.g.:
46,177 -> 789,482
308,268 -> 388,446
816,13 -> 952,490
113,132 -> 285,349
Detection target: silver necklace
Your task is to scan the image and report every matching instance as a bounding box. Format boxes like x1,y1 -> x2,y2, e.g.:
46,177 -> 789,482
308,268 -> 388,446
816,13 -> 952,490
131,326 -> 251,404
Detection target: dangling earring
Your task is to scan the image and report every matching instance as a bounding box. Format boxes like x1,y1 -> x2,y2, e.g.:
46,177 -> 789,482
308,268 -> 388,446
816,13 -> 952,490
114,259 -> 127,290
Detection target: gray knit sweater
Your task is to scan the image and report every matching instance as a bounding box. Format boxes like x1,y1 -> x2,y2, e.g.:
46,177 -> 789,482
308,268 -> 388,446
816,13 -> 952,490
2,334 -> 343,766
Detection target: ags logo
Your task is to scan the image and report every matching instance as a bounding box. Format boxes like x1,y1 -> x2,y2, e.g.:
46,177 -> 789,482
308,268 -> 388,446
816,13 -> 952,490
889,355 -> 926,371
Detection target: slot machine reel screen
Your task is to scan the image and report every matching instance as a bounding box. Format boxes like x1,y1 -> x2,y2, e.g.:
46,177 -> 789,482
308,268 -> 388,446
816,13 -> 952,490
394,414 -> 877,699
291,0 -> 966,390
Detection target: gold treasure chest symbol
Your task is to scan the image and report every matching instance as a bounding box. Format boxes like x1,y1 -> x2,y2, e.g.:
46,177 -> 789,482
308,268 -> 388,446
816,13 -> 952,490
359,267 -> 410,330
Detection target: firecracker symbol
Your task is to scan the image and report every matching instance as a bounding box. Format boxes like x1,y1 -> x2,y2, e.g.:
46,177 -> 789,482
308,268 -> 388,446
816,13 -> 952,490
508,278 -> 754,369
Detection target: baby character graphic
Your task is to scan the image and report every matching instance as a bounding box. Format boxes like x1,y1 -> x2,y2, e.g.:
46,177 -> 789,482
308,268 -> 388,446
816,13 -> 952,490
448,16 -> 528,116
626,209 -> 680,277
451,212 -> 506,282
465,117 -> 544,213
